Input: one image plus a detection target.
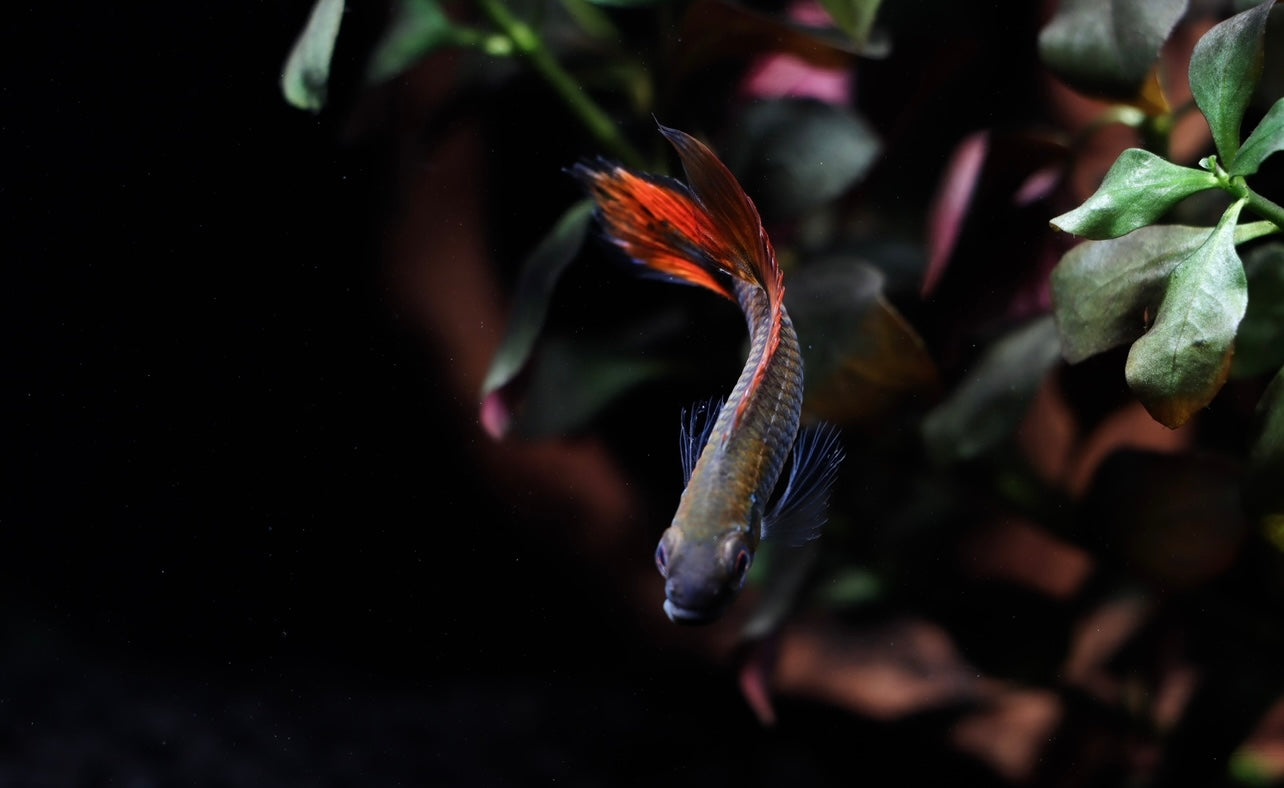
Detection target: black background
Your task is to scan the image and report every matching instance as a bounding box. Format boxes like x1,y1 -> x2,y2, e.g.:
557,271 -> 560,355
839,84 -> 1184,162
2,3 -> 1005,786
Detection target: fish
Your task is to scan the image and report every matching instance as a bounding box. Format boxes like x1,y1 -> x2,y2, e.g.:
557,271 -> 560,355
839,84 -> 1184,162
572,123 -> 844,625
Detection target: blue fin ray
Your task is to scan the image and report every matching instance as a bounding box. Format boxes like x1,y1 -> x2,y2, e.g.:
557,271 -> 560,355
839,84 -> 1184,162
762,422 -> 844,546
679,398 -> 724,483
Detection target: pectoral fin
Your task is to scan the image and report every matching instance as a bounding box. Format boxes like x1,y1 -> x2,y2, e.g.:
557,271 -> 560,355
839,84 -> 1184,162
680,398 -> 724,483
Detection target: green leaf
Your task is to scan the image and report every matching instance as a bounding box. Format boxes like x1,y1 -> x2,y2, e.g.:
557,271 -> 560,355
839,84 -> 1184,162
1050,221 -> 1278,363
785,257 -> 938,428
1247,367 -> 1284,513
1037,0 -> 1187,101
559,0 -> 627,39
1124,200 -> 1249,428
1232,243 -> 1284,377
281,0 -> 346,112
921,314 -> 1063,464
509,338 -> 669,438
818,0 -> 883,47
723,99 -> 881,222
480,200 -> 594,405
1230,746 -> 1281,788
583,0 -> 673,6
1257,369 -> 1284,464
1256,3 -> 1284,107
1189,0 -> 1277,166
1050,148 -> 1219,239
366,0 -> 464,84
1229,96 -> 1284,175
813,565 -> 882,609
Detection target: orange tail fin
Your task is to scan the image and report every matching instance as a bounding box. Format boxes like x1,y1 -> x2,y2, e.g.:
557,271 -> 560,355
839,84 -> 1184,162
571,124 -> 783,306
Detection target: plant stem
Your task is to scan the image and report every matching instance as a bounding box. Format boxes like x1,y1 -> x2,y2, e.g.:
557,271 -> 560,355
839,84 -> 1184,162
1243,184 -> 1284,230
478,0 -> 643,168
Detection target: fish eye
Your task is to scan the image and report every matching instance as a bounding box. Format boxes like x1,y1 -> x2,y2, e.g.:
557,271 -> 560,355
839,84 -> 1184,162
655,535 -> 670,577
719,535 -> 752,589
724,533 -> 749,590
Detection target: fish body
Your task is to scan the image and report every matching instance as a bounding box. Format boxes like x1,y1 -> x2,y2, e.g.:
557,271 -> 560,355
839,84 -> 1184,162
573,124 -> 842,624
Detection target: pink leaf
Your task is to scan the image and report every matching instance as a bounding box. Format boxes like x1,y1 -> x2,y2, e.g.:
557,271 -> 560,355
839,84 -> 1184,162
923,130 -> 989,297
737,637 -> 780,726
737,0 -> 854,104
479,390 -> 513,440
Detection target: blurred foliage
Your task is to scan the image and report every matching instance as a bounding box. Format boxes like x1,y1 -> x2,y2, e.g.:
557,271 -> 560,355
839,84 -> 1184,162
1049,0 -> 1284,428
281,0 -> 346,111
282,0 -> 1284,784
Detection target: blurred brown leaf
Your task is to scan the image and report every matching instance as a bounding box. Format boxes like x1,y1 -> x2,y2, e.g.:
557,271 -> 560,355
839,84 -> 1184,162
787,257 -> 938,427
959,517 -> 1092,600
1080,451 -> 1247,591
1232,694 -> 1284,784
949,689 -> 1063,782
772,617 -> 984,720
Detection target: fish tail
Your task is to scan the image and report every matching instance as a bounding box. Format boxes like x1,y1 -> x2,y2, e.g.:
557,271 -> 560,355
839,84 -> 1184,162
573,123 -> 788,431
654,125 -> 787,430
570,124 -> 785,309
655,125 -> 784,308
569,158 -> 736,301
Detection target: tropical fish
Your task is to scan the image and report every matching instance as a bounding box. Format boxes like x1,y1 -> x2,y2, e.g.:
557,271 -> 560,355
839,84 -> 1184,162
572,123 -> 844,624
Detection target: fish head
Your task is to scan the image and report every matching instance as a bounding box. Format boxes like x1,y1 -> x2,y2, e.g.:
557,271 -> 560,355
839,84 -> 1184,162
654,524 -> 754,624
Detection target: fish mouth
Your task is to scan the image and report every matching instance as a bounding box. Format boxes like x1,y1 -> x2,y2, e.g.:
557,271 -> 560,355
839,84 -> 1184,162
663,598 -> 726,625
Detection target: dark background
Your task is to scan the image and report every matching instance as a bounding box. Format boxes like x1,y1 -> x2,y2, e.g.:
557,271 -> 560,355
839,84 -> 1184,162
2,3 -> 1014,786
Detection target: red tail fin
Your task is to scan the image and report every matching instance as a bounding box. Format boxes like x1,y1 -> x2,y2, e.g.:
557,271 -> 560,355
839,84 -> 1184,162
571,124 -> 783,306
657,125 -> 783,302
572,161 -> 735,299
